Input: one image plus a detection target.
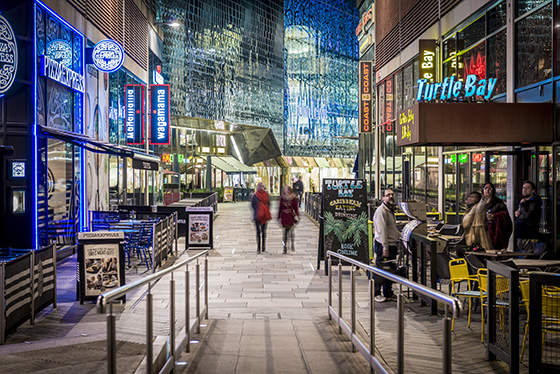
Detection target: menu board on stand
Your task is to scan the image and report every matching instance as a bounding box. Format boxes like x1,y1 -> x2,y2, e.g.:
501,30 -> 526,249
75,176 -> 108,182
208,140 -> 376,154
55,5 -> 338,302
185,207 -> 214,251
320,179 -> 369,269
77,231 -> 125,303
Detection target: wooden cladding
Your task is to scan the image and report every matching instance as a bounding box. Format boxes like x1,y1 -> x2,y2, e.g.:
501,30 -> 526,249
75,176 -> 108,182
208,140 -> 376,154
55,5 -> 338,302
375,0 -> 461,71
65,0 -> 149,70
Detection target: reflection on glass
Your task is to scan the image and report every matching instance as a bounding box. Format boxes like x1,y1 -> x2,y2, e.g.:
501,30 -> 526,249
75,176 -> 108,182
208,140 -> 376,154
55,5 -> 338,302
487,31 -> 506,94
12,190 -> 25,213
457,15 -> 485,50
444,154 -> 457,214
517,0 -> 549,17
487,1 -> 506,34
489,155 -> 507,201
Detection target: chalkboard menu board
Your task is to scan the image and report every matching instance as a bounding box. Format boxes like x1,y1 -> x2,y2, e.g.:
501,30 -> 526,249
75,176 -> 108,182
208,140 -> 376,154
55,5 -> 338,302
321,179 -> 369,264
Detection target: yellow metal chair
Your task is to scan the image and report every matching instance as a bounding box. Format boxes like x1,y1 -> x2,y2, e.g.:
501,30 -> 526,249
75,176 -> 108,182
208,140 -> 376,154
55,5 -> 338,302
478,269 -> 510,344
449,258 -> 479,331
520,280 -> 530,360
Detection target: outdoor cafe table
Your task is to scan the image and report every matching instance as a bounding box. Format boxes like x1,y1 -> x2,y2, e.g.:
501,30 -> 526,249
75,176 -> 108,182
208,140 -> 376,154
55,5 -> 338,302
464,251 -> 536,261
509,259 -> 560,270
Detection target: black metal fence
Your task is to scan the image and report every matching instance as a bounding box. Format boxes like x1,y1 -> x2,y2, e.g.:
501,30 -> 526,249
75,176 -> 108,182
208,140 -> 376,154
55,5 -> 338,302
0,245 -> 56,344
304,192 -> 321,222
487,260 -> 520,374
529,272 -> 560,373
194,192 -> 219,212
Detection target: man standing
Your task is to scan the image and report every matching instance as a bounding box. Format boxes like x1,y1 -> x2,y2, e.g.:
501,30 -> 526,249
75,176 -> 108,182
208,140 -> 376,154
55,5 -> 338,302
293,176 -> 304,207
514,181 -> 542,250
373,189 -> 400,302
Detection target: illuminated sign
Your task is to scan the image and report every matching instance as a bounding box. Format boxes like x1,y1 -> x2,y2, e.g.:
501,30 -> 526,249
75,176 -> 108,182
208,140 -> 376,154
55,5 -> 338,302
149,84 -> 170,144
153,70 -> 164,84
419,40 -> 436,83
359,61 -> 372,133
417,75 -> 497,101
398,108 -> 414,143
125,84 -> 144,144
0,14 -> 18,95
46,40 -> 72,67
10,161 -> 25,178
91,39 -> 124,72
385,78 -> 393,132
40,55 -> 85,93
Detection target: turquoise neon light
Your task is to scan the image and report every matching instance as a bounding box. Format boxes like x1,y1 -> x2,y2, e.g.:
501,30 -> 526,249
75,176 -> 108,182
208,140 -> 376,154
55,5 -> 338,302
417,75 -> 498,102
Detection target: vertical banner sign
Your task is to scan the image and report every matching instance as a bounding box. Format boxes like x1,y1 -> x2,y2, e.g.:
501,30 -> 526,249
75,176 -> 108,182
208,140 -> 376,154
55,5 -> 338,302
419,39 -> 437,83
125,84 -> 144,144
359,61 -> 373,133
322,179 -> 368,263
149,84 -> 170,144
384,78 -> 393,132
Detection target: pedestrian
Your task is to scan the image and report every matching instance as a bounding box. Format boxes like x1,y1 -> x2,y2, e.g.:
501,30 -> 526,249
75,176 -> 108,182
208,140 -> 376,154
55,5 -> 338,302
372,189 -> 400,302
482,183 -> 512,250
278,186 -> 299,254
293,176 -> 304,207
462,191 -> 493,251
514,180 -> 542,250
251,182 -> 271,254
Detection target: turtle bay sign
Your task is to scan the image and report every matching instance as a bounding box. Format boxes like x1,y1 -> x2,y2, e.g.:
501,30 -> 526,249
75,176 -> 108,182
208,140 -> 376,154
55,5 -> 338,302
0,14 -> 18,95
417,74 -> 497,102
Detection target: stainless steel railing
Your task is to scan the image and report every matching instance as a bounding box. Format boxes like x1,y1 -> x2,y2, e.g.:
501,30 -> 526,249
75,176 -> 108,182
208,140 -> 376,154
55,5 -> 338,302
326,251 -> 462,374
97,250 -> 209,374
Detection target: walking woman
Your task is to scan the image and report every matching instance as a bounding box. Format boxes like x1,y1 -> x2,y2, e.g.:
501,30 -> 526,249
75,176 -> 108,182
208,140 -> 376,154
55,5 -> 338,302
251,182 -> 271,254
278,186 -> 299,254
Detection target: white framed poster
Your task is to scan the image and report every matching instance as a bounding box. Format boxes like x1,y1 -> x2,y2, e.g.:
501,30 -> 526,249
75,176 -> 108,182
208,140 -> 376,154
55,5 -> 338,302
186,207 -> 213,249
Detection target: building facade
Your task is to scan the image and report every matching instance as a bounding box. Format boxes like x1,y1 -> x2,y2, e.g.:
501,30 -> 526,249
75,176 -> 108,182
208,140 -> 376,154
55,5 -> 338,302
374,0 -> 559,252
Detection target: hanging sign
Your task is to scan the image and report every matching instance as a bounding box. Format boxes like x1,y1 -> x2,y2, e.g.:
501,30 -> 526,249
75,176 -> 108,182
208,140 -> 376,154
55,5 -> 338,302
321,179 -> 368,263
359,61 -> 372,133
40,55 -> 85,93
0,14 -> 17,95
419,39 -> 436,83
149,84 -> 170,144
125,84 -> 144,144
417,74 -> 497,102
46,40 -> 72,67
91,39 -> 124,73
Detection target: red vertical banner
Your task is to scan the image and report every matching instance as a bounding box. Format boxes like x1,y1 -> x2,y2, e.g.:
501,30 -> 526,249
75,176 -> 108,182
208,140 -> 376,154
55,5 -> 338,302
359,61 -> 373,133
385,77 -> 393,132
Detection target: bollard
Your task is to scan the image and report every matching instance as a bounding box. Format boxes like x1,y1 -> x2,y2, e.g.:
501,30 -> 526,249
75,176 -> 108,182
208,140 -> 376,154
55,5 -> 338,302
146,284 -> 153,374
185,267 -> 190,352
196,261 -> 200,334
107,303 -> 117,374
397,293 -> 404,374
351,265 -> 356,352
204,255 -> 209,319
170,273 -> 175,368
338,262 -> 342,334
369,277 -> 375,374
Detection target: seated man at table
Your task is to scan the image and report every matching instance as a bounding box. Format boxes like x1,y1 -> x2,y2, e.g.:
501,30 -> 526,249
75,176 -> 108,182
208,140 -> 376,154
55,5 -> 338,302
462,191 -> 493,251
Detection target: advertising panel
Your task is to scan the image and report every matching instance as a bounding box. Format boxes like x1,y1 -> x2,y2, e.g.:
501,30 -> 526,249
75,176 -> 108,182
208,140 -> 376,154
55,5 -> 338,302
149,84 -> 170,144
223,187 -> 234,202
186,207 -> 214,249
125,84 -> 144,144
322,179 -> 368,263
359,61 -> 373,133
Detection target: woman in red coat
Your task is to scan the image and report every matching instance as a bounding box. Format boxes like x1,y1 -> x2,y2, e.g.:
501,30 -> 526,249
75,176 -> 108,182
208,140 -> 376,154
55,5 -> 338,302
278,186 -> 299,254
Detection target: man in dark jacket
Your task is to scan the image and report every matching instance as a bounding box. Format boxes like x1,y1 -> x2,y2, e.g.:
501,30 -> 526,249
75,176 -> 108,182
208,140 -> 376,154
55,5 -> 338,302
515,181 -> 542,250
293,176 -> 304,207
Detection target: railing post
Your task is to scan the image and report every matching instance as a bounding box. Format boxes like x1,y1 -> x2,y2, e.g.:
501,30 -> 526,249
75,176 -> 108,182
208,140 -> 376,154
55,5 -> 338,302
328,256 -> 332,318
204,255 -> 209,319
170,273 -> 175,369
0,263 -> 5,345
196,261 -> 200,334
146,284 -> 153,374
185,266 -> 190,353
397,292 -> 405,374
351,265 -> 356,352
52,244 -> 57,309
443,305 -> 452,374
151,223 -> 156,273
369,277 -> 375,374
175,213 -> 178,255
107,303 -> 117,374
338,262 -> 342,334
30,251 -> 35,325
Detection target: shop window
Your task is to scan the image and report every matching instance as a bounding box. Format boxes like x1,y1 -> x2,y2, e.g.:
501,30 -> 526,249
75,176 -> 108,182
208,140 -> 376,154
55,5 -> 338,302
395,70 -> 402,114
517,0 -> 550,17
487,31 -> 506,95
377,83 -> 385,126
443,36 -> 456,61
457,15 -> 485,51
487,1 -> 506,35
516,82 -> 553,102
403,63 -> 414,110
460,42 -> 486,81
516,4 -> 552,88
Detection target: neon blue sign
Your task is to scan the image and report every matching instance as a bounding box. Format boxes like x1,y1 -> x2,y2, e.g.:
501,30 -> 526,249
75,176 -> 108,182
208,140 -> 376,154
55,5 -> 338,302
149,84 -> 170,145
91,39 -> 124,73
0,14 -> 18,95
40,55 -> 85,92
46,39 -> 72,67
417,75 -> 497,102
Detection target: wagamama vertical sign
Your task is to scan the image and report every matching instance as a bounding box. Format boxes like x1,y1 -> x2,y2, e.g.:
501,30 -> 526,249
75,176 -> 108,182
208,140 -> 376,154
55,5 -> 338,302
149,84 -> 170,144
125,84 -> 144,144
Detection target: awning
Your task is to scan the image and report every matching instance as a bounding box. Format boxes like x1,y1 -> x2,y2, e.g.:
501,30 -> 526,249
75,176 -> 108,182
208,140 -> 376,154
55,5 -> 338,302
315,157 -> 330,168
396,102 -> 554,146
219,156 -> 257,173
211,157 -> 238,173
39,126 -> 160,166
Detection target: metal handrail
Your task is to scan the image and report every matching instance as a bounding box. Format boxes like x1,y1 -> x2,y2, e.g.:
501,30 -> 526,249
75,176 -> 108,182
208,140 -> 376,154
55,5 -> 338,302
326,250 -> 462,374
97,250 -> 209,374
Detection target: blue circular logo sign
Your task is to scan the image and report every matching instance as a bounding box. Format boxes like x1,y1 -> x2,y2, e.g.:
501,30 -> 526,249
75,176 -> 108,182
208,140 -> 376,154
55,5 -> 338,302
92,39 -> 124,73
46,40 -> 72,67
0,14 -> 18,95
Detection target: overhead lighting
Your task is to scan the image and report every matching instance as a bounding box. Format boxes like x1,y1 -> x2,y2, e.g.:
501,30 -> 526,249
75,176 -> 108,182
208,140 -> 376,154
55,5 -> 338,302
169,21 -> 180,28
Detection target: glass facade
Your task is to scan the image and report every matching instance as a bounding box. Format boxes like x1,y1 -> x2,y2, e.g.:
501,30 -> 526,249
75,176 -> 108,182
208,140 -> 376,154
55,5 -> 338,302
157,0 -> 284,148
284,0 -> 359,157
